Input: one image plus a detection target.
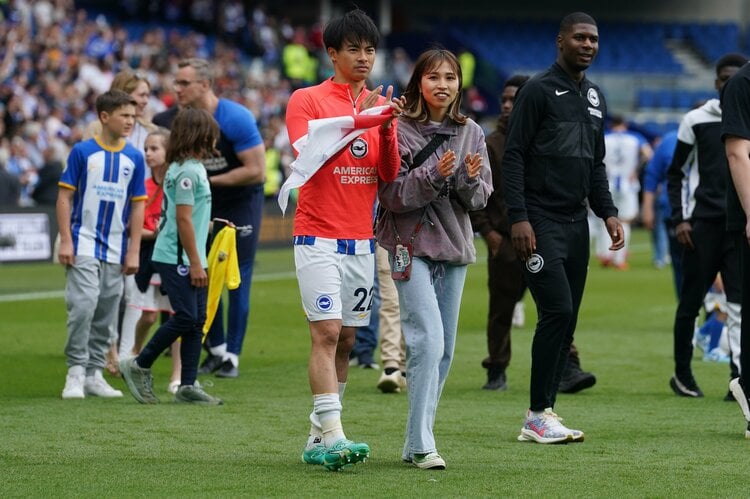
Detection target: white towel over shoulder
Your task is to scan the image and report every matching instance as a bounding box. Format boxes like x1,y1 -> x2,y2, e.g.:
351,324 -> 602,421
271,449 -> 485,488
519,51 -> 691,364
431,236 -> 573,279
278,105 -> 392,215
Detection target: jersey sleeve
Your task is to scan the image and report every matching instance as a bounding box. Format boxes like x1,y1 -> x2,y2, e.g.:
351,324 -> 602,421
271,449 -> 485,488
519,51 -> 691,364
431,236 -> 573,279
643,139 -> 669,193
721,73 -> 750,141
378,122 -> 400,183
173,167 -> 199,206
222,102 -> 263,153
129,151 -> 148,201
59,144 -> 84,190
286,89 -> 316,156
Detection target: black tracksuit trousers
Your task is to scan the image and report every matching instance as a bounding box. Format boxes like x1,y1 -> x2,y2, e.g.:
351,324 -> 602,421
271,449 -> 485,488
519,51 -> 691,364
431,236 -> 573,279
673,219 -> 741,379
525,216 -> 589,411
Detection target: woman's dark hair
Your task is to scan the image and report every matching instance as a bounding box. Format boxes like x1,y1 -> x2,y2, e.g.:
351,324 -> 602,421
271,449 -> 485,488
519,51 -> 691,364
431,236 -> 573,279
165,108 -> 219,165
402,48 -> 467,125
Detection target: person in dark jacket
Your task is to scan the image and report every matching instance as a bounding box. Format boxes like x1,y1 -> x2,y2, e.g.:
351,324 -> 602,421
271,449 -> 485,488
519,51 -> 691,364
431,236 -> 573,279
667,53 -> 746,398
722,56 -> 750,440
470,74 -> 595,393
502,12 -> 624,444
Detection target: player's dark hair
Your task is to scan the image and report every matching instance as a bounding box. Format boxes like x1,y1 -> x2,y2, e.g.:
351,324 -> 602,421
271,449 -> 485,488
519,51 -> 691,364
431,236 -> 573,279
504,74 -> 529,89
559,12 -> 597,34
609,115 -> 626,127
95,89 -> 136,117
403,48 -> 467,125
165,108 -> 219,165
323,8 -> 380,51
716,53 -> 747,75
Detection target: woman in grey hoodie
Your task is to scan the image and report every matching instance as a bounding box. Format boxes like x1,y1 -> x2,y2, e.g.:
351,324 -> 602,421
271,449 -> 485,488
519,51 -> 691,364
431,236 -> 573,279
377,48 -> 492,470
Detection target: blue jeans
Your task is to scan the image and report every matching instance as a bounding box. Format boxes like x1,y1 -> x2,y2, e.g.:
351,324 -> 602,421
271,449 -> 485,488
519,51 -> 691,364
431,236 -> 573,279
137,262 -> 207,386
352,259 -> 380,365
652,202 -> 669,265
395,257 -> 467,459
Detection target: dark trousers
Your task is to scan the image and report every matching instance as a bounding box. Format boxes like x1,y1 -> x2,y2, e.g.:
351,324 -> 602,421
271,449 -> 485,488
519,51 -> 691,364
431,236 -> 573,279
667,221 -> 684,298
673,220 -> 741,378
738,233 -> 750,390
138,262 -> 207,387
526,217 -> 589,411
482,238 -> 524,371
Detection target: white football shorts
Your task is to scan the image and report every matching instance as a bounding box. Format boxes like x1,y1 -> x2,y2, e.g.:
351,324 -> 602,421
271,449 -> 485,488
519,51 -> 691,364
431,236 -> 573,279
294,236 -> 375,326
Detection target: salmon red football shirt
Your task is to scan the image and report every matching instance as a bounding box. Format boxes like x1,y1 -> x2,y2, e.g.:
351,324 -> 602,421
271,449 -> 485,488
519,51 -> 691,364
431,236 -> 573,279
286,78 -> 399,239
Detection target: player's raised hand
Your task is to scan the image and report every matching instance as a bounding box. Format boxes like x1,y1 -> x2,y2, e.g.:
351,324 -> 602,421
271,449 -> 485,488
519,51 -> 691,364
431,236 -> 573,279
360,85 -> 384,111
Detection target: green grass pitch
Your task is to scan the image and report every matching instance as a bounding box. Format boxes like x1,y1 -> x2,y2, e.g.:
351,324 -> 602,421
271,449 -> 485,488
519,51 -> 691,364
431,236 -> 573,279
1,228 -> 749,497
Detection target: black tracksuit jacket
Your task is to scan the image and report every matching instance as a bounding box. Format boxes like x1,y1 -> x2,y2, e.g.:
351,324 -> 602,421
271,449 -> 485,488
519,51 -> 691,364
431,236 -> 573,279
502,62 -> 617,224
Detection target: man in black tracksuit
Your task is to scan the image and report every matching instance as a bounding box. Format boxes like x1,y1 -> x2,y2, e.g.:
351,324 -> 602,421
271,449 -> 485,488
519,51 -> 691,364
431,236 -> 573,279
667,53 -> 747,399
722,58 -> 750,439
502,12 -> 623,444
470,74 -> 596,393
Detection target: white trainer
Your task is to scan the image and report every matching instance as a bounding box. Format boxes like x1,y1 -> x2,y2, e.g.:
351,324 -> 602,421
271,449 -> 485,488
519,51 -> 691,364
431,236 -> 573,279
62,373 -> 85,399
729,378 -> 750,421
518,408 -> 575,444
377,369 -> 403,393
84,371 -> 123,398
413,452 -> 446,470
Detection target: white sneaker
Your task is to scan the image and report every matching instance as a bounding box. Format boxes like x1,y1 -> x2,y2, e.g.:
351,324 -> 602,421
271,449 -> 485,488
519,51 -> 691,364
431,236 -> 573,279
398,372 -> 407,391
84,371 -> 123,398
413,452 -> 446,470
512,301 -> 525,328
545,409 -> 584,442
377,369 -> 403,393
729,378 -> 750,421
62,373 -> 85,399
518,408 -> 576,444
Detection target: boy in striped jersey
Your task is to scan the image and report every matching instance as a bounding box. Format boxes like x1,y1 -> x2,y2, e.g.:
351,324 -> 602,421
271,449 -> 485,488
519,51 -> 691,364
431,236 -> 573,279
57,89 -> 147,400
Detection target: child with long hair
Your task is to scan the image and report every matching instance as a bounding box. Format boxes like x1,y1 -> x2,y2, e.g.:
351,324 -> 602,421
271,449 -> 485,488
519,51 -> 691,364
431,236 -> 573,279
124,128 -> 184,394
120,108 -> 222,405
377,48 -> 492,468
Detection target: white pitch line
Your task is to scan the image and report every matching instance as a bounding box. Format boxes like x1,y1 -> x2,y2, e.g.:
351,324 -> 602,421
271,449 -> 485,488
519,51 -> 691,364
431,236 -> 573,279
0,290 -> 65,302
0,241 -> 655,304
0,271 -> 298,303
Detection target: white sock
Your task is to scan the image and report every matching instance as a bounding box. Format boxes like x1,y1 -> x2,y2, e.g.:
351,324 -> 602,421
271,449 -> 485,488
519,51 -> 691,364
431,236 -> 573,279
118,306 -> 140,357
314,393 -> 345,447
224,352 -> 239,367
306,385 -> 347,448
307,409 -> 323,449
209,343 -> 227,357
68,365 -> 84,377
338,382 -> 347,400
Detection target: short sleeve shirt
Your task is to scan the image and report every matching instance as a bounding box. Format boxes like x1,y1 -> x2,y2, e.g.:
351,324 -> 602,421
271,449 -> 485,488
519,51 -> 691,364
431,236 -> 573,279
720,63 -> 750,230
152,159 -> 212,267
58,137 -> 147,264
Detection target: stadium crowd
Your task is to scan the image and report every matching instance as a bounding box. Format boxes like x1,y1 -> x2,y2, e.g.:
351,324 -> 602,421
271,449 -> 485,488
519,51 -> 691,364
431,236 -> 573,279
0,0 -> 405,208
4,0 -> 750,472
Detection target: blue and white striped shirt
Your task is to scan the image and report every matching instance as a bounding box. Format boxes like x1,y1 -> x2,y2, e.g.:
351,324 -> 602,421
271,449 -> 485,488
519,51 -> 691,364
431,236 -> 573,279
59,136 -> 147,264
